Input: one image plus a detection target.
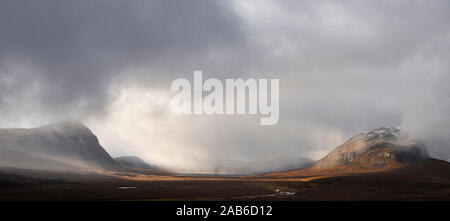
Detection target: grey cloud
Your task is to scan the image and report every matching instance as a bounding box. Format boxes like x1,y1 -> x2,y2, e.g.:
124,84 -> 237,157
0,0 -> 244,123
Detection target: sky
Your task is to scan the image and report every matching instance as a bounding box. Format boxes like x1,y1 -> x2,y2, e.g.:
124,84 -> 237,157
1,0 -> 450,172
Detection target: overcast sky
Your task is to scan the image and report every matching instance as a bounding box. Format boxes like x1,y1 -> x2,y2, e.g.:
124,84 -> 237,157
1,0 -> 449,171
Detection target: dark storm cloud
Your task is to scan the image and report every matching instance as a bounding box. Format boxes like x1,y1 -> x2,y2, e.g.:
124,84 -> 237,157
0,0 -> 244,121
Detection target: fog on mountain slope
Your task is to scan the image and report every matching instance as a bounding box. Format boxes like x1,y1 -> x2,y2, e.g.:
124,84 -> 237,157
0,120 -> 315,174
0,120 -> 120,171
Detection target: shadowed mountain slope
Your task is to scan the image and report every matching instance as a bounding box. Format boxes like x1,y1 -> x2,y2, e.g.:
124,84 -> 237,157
0,120 -> 120,171
114,156 -> 158,170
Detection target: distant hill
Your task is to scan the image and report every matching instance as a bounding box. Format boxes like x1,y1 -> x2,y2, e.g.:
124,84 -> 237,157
114,156 -> 158,170
0,120 -> 121,171
242,156 -> 314,174
114,156 -> 171,175
213,156 -> 314,175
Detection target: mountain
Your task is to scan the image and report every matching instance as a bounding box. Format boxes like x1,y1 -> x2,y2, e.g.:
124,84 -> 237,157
0,120 -> 120,171
114,156 -> 158,170
314,127 -> 429,169
264,127 -> 436,178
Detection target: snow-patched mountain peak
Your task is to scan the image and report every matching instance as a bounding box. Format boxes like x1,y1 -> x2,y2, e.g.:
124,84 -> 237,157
366,127 -> 402,139
347,127 -> 407,143
315,127 -> 429,169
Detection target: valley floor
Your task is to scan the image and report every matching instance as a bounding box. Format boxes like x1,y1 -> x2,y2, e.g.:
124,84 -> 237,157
1,159 -> 450,201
